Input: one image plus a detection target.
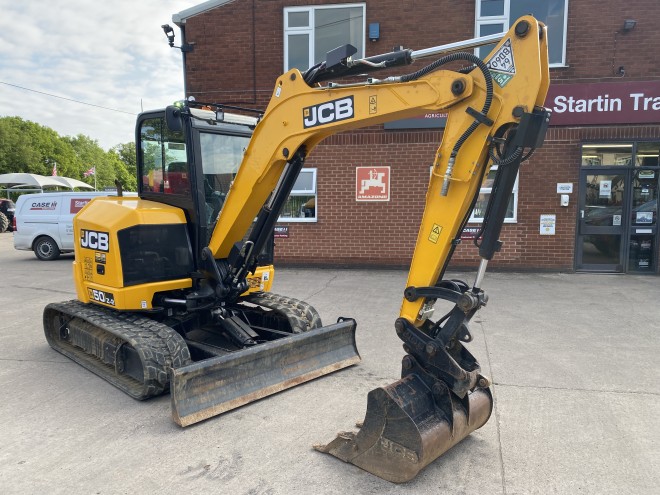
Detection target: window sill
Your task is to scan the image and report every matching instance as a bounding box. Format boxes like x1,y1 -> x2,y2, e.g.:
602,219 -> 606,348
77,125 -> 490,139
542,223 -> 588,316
467,219 -> 517,224
277,218 -> 317,223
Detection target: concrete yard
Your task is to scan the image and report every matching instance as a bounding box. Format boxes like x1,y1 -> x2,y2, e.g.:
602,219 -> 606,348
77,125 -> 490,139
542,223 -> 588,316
0,231 -> 658,494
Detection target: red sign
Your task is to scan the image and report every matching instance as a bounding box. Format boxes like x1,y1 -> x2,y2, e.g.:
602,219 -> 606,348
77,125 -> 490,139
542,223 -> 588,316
356,166 -> 390,201
544,81 -> 660,126
70,198 -> 92,213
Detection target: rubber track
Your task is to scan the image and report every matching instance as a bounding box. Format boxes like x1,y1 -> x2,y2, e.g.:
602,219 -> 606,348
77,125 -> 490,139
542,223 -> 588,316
44,300 -> 191,400
242,292 -> 322,333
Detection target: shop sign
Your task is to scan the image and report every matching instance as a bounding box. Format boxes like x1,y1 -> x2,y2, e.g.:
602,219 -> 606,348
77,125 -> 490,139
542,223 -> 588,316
356,166 -> 390,201
274,226 -> 289,238
540,214 -> 556,235
383,113 -> 448,130
544,80 -> 660,125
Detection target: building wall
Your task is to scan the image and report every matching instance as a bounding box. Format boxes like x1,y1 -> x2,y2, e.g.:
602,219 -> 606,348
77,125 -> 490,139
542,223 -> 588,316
179,0 -> 660,271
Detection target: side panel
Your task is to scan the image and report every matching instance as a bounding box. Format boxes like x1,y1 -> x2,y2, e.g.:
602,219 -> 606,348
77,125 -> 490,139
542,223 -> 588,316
15,194 -> 61,249
73,197 -> 194,310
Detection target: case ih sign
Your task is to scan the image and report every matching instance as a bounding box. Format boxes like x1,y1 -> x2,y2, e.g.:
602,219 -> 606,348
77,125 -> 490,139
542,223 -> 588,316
356,166 -> 390,201
544,80 -> 660,125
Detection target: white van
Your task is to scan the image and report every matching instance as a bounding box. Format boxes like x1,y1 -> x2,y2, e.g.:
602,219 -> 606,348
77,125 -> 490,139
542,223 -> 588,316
13,191 -> 133,260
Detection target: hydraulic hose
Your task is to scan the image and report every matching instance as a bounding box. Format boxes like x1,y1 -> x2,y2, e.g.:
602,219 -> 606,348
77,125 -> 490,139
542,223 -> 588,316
400,53 -> 494,160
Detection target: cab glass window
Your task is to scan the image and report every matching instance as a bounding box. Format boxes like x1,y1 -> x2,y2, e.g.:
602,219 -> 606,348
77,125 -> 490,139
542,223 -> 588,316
200,132 -> 251,230
139,117 -> 189,195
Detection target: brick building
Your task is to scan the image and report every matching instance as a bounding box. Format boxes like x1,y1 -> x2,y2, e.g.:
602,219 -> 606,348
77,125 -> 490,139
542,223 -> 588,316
172,0 -> 660,273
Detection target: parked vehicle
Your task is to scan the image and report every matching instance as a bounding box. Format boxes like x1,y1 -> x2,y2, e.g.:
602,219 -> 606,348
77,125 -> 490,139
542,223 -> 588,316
13,191 -> 132,260
0,198 -> 16,232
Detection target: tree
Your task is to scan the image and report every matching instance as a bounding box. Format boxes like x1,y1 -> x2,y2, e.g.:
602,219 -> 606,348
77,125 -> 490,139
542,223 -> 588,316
0,116 -> 136,190
65,135 -> 134,191
0,117 -> 81,175
111,141 -> 137,190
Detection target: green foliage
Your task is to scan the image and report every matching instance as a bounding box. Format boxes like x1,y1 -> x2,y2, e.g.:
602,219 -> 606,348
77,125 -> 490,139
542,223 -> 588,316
0,116 -> 137,191
110,141 -> 137,191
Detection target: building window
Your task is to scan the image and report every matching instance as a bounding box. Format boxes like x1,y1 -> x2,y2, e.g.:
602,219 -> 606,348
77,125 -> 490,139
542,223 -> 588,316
284,4 -> 366,72
475,0 -> 568,66
278,168 -> 317,222
469,165 -> 518,223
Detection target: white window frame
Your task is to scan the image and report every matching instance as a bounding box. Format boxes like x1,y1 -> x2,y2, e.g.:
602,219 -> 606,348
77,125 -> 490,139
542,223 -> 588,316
278,168 -> 318,222
284,3 -> 366,72
475,0 -> 568,67
468,165 -> 519,223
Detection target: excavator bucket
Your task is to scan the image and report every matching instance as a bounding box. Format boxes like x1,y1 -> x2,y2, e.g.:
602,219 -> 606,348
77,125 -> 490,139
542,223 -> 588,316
171,319 -> 360,426
315,372 -> 493,483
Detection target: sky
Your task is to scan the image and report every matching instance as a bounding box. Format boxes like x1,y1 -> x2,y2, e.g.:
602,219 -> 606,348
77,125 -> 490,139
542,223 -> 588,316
0,1 -> 198,150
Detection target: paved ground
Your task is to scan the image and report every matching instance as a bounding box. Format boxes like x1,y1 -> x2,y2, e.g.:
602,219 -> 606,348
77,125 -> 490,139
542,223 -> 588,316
1,231 -> 658,494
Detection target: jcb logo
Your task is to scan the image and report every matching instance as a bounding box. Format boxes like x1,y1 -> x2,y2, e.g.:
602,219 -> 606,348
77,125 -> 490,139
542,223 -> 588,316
80,229 -> 109,252
303,96 -> 354,128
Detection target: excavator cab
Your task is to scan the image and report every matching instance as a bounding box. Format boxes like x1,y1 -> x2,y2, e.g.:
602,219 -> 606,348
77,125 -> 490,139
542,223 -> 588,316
138,107 -> 251,248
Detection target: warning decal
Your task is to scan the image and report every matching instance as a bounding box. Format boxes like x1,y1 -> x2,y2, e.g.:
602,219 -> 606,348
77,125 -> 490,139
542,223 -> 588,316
487,38 -> 515,87
369,95 -> 377,114
428,224 -> 442,244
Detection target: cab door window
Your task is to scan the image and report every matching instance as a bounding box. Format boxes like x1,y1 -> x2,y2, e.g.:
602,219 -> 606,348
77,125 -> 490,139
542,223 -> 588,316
139,117 -> 189,195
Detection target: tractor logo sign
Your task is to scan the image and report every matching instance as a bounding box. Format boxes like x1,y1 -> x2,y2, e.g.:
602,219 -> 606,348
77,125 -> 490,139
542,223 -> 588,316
303,96 -> 354,128
356,166 -> 390,201
487,38 -> 516,88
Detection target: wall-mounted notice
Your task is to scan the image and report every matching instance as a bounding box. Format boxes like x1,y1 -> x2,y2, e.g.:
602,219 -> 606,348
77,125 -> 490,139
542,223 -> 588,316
540,214 -> 556,235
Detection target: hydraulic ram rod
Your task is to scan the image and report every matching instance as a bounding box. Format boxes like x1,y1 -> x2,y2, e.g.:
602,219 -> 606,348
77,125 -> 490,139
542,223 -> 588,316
304,32 -> 506,85
410,32 -> 506,61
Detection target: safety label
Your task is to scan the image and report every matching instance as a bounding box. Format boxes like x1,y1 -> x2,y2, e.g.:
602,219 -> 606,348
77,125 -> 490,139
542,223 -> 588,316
428,224 -> 442,243
487,38 -> 515,88
369,95 -> 377,114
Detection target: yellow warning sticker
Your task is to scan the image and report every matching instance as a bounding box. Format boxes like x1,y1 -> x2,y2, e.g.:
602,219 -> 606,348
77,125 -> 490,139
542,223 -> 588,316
369,95 -> 377,114
428,224 -> 442,243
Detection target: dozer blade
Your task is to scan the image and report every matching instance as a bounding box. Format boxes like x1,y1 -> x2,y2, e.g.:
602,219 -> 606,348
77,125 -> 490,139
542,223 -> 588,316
171,318 -> 360,426
315,373 -> 493,483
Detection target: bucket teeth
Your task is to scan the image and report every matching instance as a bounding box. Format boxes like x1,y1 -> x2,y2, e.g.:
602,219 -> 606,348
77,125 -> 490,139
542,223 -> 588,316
316,374 -> 493,483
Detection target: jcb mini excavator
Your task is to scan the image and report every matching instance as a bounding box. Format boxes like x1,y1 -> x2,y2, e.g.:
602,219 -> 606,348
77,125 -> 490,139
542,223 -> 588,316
44,16 -> 549,482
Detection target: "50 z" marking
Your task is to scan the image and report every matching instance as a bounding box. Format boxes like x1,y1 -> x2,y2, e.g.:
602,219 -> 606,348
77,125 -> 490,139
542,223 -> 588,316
88,288 -> 115,306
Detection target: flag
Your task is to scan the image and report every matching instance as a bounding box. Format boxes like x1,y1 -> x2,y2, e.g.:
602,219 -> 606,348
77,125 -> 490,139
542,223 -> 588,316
84,166 -> 95,177
52,163 -> 57,176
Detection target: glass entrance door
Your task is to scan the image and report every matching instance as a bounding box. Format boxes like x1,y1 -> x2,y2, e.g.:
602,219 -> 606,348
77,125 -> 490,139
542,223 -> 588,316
576,171 -> 627,271
576,142 -> 660,273
629,169 -> 658,272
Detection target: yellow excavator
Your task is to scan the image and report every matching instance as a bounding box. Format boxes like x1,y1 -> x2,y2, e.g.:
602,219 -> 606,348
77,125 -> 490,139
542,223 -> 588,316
43,16 -> 549,483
